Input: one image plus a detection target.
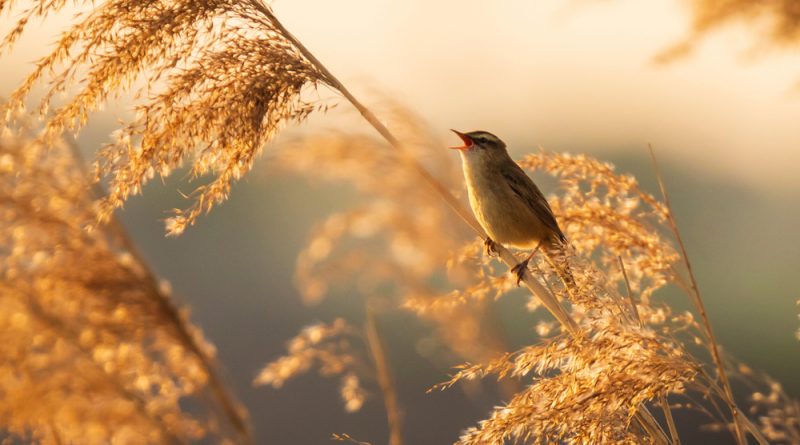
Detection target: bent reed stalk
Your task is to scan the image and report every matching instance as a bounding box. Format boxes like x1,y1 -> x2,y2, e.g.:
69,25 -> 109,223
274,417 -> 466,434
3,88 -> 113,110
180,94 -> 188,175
0,124 -> 251,444
67,140 -> 255,445
256,6 -> 756,444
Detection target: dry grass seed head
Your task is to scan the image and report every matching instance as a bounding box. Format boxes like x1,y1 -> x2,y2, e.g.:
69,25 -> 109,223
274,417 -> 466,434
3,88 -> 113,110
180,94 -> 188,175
443,324 -> 696,445
253,318 -> 367,413
520,152 -> 678,296
1,0 -> 329,235
0,125 -> 240,444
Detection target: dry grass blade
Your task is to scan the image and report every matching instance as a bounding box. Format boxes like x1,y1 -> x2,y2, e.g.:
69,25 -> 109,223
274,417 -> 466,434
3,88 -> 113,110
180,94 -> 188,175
618,257 -> 643,327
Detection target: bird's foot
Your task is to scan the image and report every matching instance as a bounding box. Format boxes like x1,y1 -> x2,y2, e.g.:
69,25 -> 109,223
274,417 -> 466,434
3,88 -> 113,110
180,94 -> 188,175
510,259 -> 530,286
484,237 -> 498,257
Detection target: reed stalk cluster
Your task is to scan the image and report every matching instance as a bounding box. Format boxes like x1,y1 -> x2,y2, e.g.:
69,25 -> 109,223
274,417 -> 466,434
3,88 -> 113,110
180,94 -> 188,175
1,0 -> 798,444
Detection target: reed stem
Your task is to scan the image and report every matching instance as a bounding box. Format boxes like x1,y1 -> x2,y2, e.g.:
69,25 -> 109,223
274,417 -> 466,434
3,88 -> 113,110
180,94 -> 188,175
649,145 -> 748,445
365,301 -> 405,445
618,257 -> 643,327
65,140 -> 254,445
660,395 -> 681,445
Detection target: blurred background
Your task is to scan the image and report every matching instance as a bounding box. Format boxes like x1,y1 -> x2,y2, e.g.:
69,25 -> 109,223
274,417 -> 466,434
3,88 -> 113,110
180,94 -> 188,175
2,0 -> 799,443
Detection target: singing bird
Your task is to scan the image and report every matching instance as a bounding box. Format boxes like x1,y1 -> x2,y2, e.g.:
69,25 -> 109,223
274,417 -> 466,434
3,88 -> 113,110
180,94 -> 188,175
450,129 -> 569,285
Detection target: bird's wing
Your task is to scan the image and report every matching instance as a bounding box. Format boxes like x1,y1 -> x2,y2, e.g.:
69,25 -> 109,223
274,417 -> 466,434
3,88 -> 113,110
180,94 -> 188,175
501,163 -> 565,242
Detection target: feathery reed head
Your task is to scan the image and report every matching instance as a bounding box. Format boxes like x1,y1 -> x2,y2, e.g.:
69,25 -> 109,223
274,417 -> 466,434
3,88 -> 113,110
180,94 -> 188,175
0,123 -> 246,444
1,0 -> 330,235
656,0 -> 800,63
254,319 -> 367,413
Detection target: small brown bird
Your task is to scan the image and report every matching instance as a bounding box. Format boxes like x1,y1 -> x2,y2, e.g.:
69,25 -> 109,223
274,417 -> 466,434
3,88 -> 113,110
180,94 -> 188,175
450,129 -> 569,285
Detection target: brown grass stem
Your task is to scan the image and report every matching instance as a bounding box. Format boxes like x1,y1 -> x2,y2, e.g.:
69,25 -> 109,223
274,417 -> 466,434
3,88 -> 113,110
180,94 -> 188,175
648,145 -> 747,445
65,140 -> 254,445
252,2 -> 484,237
365,301 -> 405,445
634,405 -> 671,445
256,0 -> 580,339
108,218 -> 254,445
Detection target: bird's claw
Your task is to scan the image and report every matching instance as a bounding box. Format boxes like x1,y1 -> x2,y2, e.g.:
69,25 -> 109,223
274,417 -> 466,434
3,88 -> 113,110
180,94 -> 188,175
510,259 -> 530,286
484,237 -> 497,257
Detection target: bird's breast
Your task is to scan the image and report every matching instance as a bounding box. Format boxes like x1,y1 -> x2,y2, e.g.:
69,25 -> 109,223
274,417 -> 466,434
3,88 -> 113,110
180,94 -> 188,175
463,161 -> 547,249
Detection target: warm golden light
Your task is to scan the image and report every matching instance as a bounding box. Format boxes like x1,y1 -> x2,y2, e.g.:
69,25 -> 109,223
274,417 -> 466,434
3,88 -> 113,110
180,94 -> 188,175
0,1 -> 798,444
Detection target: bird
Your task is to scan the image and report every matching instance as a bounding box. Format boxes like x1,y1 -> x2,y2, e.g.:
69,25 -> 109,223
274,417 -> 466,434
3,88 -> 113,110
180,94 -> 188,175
449,129 -> 571,286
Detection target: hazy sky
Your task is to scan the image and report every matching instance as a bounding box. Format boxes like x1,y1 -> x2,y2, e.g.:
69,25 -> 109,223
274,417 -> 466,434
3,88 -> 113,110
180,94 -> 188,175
2,0 -> 799,190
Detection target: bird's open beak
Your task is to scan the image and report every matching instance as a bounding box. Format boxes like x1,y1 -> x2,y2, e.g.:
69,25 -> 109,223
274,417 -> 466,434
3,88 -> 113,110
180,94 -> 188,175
449,129 -> 473,151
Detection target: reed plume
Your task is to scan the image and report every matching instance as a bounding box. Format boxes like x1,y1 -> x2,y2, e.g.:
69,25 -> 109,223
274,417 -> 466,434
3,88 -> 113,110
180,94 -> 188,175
0,0 -> 329,235
254,318 -> 368,413
657,0 -> 800,63
0,123 -> 250,444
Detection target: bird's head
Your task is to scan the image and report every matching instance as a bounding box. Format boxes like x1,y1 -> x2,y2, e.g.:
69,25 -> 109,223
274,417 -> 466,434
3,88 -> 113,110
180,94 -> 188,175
449,130 -> 508,163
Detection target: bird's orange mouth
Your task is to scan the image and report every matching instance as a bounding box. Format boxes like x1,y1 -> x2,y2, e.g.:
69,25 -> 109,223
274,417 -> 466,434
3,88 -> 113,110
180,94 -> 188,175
449,129 -> 473,151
